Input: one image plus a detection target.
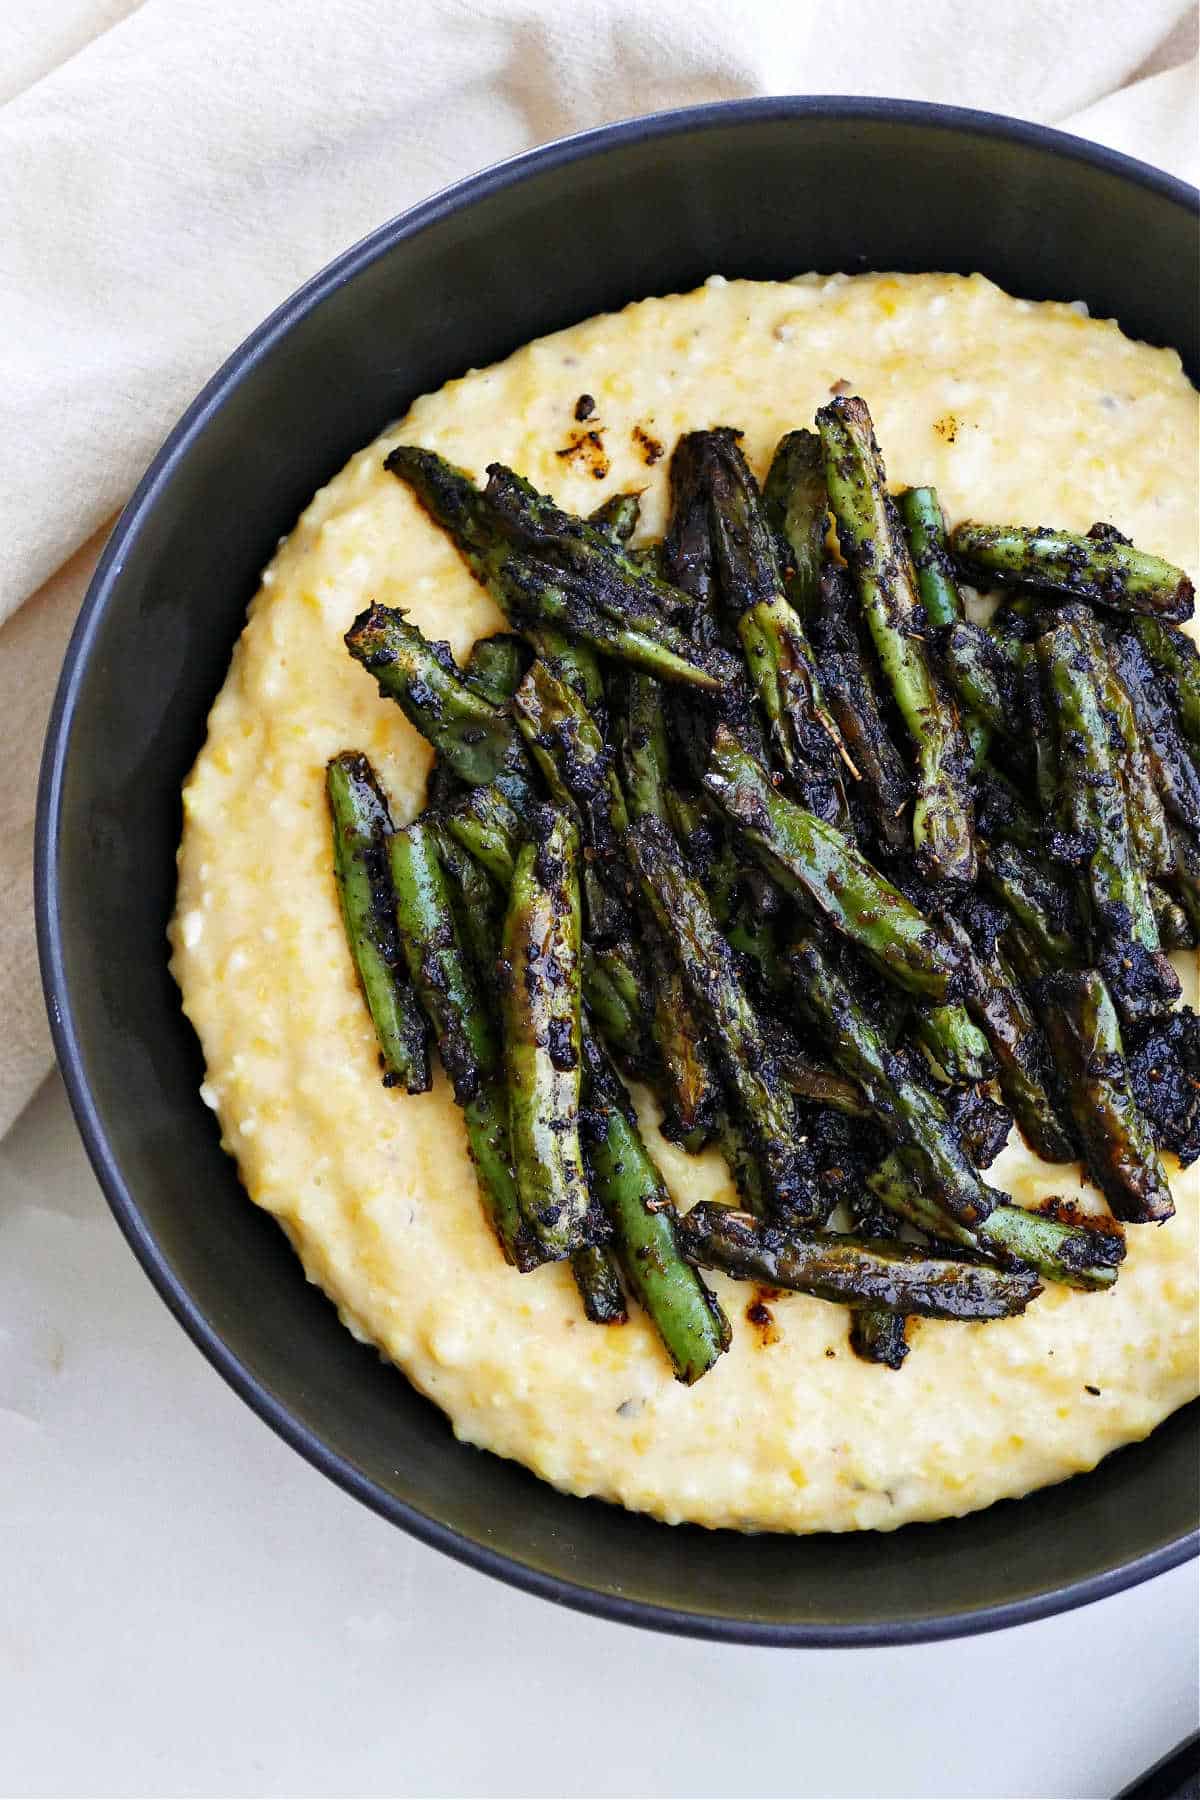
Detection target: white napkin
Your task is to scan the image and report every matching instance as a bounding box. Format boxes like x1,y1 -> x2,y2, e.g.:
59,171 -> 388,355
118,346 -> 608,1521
1,0 -> 1196,1137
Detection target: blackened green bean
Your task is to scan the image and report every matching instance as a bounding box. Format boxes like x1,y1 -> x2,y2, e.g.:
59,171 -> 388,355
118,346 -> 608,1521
345,604 -> 530,790
1131,615 -> 1200,759
463,632 -> 531,707
500,813 -> 591,1258
950,520 -> 1194,623
789,935 -> 999,1230
581,1025 -> 731,1382
326,752 -> 430,1094
866,1151 -> 1125,1289
1039,618 -> 1179,1025
762,428 -> 828,621
627,816 -> 819,1222
1024,961 -> 1175,1224
705,728 -> 967,1005
389,820 -> 534,1266
679,1204 -> 1040,1320
898,485 -> 963,630
818,395 -> 976,880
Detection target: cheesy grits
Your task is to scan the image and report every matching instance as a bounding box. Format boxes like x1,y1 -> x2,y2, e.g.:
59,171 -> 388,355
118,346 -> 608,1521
171,273 -> 1198,1533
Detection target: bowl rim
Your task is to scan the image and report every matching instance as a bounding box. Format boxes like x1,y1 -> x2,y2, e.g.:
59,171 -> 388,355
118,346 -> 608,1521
35,94 -> 1200,1647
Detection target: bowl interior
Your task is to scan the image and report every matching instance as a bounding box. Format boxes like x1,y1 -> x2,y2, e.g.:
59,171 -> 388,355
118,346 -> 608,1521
39,100 -> 1199,1642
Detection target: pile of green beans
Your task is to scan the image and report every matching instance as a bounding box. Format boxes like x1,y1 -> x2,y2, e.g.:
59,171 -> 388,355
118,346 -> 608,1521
323,396 -> 1195,1381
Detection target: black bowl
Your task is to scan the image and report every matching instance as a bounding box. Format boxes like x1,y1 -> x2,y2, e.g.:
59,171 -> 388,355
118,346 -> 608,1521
37,98 -> 1199,1644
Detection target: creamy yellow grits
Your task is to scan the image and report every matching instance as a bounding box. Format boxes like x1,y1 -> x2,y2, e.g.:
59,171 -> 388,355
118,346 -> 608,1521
171,272 -> 1199,1533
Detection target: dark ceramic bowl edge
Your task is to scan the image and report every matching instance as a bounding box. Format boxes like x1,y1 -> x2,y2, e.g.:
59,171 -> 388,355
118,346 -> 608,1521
35,95 -> 1200,1646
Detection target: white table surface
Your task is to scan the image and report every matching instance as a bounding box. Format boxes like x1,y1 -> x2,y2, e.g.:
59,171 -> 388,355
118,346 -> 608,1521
2,1074 -> 1196,1800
